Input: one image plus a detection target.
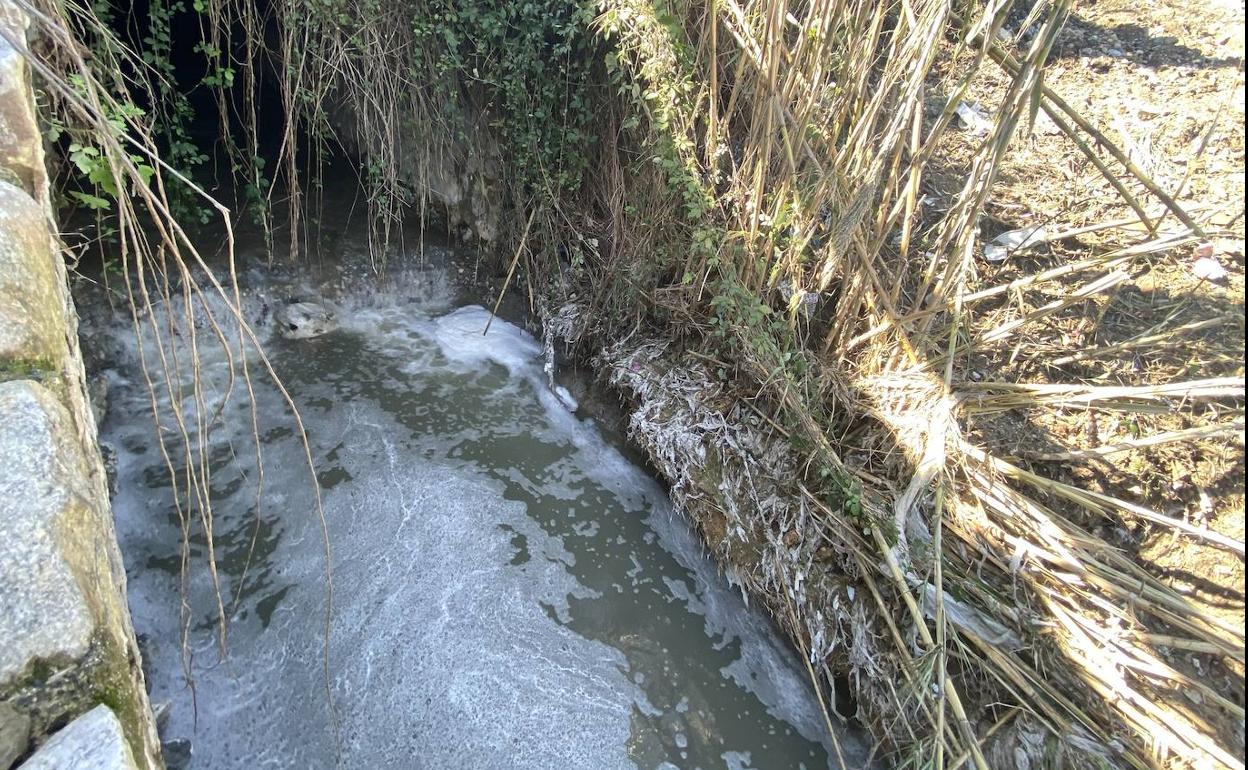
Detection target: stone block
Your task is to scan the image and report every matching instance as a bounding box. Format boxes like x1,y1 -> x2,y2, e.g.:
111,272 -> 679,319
0,181 -> 66,368
17,706 -> 138,770
0,381 -> 157,768
0,381 -> 98,683
0,3 -> 50,208
0,381 -> 98,686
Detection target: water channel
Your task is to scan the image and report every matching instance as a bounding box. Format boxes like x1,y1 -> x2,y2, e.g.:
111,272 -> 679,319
83,233 -> 871,769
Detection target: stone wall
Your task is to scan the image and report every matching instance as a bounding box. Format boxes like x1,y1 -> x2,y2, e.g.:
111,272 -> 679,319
330,99 -> 506,245
0,4 -> 162,769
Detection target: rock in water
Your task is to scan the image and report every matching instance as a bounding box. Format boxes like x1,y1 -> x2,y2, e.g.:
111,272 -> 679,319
160,738 -> 192,770
17,706 -> 139,770
274,301 -> 336,340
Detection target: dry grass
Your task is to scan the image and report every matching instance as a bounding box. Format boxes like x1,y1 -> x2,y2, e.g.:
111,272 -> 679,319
570,0 -> 1246,767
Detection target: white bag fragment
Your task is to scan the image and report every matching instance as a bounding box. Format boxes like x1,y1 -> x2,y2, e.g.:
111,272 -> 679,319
955,101 -> 993,136
982,225 -> 1048,262
1191,242 -> 1229,282
1192,256 -> 1228,282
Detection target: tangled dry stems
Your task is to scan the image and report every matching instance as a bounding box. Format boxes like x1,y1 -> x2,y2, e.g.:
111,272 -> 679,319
568,0 -> 1246,768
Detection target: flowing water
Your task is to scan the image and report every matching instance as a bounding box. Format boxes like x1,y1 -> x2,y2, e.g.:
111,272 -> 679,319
89,241 -> 871,769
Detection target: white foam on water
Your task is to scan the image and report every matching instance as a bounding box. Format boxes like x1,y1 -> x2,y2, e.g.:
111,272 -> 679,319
307,453 -> 642,768
112,364 -> 641,768
724,750 -> 759,770
98,276 -> 866,769
430,304 -> 542,376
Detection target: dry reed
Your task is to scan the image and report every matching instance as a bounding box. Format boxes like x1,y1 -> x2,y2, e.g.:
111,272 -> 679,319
577,0 -> 1246,767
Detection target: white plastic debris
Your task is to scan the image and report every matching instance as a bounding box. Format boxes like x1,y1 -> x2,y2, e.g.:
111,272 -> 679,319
921,583 -> 1024,651
1192,256 -> 1228,282
955,101 -> 993,136
1031,109 -> 1063,136
982,225 -> 1048,262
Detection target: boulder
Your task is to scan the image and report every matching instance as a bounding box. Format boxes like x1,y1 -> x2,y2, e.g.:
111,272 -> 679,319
0,381 -> 100,686
0,381 -> 157,768
275,301 -> 337,339
0,4 -> 50,210
0,182 -> 66,368
17,706 -> 137,770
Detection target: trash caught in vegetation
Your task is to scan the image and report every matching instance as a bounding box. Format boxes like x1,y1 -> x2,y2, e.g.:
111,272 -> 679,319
982,225 -> 1050,262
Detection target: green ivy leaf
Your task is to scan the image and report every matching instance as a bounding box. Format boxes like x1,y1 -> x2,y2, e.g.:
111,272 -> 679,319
69,191 -> 111,210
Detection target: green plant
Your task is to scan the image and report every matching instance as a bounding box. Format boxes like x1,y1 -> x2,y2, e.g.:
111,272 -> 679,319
412,0 -> 599,198
44,79 -> 154,229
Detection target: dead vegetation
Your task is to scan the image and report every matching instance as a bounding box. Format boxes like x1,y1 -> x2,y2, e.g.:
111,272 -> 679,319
551,0 -> 1247,768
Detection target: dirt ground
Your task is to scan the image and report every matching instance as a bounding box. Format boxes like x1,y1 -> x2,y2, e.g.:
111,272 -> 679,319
927,0 -> 1244,761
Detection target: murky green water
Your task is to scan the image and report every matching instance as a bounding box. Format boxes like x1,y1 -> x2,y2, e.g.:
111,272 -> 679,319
99,263 -> 870,769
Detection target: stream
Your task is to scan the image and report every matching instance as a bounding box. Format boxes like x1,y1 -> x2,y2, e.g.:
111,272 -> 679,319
83,236 -> 871,769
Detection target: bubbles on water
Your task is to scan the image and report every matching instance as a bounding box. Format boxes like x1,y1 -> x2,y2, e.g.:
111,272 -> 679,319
97,263 -> 865,769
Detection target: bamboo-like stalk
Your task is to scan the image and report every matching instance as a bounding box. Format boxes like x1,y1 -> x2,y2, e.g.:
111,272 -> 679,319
976,269 -> 1130,345
485,209 -> 536,335
968,26 -> 1209,239
1050,315 -> 1239,366
962,442 -> 1246,556
596,3 -> 1243,765
1021,420 -> 1245,461
959,376 -> 1245,412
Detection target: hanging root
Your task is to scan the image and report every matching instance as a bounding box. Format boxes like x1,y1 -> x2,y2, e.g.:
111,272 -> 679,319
10,0 -> 336,721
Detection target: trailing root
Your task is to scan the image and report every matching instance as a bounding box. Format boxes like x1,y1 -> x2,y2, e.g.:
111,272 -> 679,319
8,0 -> 335,711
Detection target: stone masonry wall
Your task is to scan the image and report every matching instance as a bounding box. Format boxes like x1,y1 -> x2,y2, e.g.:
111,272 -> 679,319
0,4 -> 162,768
